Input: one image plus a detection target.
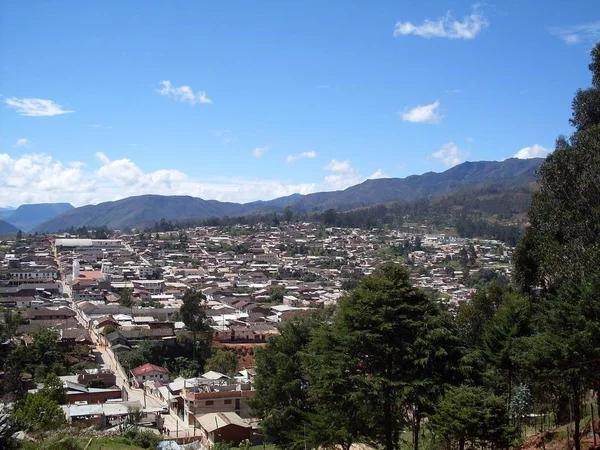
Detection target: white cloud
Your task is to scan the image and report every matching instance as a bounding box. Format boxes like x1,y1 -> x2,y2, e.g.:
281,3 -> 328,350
366,169 -> 387,180
550,21 -> 600,45
397,162 -> 407,169
429,142 -> 468,167
286,151 -> 317,163
0,152 -> 393,208
0,152 -> 322,207
325,159 -> 353,173
5,97 -> 75,117
394,5 -> 487,40
15,138 -> 30,148
253,146 -> 269,158
95,152 -> 110,165
401,100 -> 442,124
158,80 -> 212,105
323,159 -> 387,190
513,144 -> 551,159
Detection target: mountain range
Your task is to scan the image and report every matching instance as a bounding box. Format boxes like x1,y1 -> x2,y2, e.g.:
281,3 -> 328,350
29,158 -> 543,232
4,203 -> 74,232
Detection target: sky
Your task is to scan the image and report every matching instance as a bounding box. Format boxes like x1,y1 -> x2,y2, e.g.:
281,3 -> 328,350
0,1 -> 599,207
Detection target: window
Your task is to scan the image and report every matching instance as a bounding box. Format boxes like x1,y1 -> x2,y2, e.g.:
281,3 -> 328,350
142,376 -> 146,380
205,400 -> 214,406
224,399 -> 232,405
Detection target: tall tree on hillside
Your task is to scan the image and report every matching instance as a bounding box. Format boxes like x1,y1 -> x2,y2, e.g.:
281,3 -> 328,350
204,349 -> 238,375
248,316 -> 320,450
431,385 -> 516,450
482,294 -> 532,408
324,264 -> 461,450
514,43 -> 600,293
180,290 -> 209,363
514,272 -> 600,450
119,288 -> 133,307
304,323 -> 370,450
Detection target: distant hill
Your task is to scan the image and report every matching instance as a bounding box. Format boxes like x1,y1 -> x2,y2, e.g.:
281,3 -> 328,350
0,207 -> 14,220
0,220 -> 18,235
32,196 -> 264,232
6,203 -> 74,231
33,158 -> 543,232
285,158 -> 542,213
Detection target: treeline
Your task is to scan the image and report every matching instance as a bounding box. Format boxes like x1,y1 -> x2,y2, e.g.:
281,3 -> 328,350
250,266 -> 526,450
140,187 -> 529,245
455,217 -> 523,246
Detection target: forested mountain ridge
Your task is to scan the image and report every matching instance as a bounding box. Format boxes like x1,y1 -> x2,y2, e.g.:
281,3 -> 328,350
33,158 -> 542,232
287,158 -> 542,213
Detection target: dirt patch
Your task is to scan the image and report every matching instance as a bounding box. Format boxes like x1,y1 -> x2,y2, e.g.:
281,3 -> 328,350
215,343 -> 266,368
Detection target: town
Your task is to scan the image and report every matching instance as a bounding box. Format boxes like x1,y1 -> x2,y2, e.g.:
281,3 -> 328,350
0,222 -> 513,448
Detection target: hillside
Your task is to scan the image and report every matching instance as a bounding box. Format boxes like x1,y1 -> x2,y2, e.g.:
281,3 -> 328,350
0,220 -> 18,235
33,158 -> 543,232
32,195 -> 263,232
5,203 -> 74,231
286,158 -> 542,212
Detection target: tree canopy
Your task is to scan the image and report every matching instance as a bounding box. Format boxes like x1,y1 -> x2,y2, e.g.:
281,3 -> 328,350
514,43 -> 600,294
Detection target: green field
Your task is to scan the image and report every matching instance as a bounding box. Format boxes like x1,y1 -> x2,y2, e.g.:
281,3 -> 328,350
80,437 -> 146,450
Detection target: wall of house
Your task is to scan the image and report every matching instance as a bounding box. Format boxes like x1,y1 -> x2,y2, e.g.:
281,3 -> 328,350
66,390 -> 122,404
134,371 -> 168,386
210,424 -> 251,445
186,390 -> 254,419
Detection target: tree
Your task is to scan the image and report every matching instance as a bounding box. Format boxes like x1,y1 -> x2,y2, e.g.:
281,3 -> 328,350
267,286 -> 286,303
248,315 -> 319,450
102,324 -> 118,335
40,373 -> 67,404
180,290 -> 210,363
326,264 -> 460,450
119,288 -> 133,307
515,273 -> 600,450
11,392 -> 66,431
482,293 -> 531,406
514,43 -> 600,293
0,309 -> 23,341
30,328 -> 66,377
431,386 -> 516,450
205,349 -> 238,375
304,323 -> 370,450
124,404 -> 144,430
284,206 -> 294,223
456,281 -> 508,349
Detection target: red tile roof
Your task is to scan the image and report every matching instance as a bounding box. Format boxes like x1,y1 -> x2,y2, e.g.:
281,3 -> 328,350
131,363 -> 170,376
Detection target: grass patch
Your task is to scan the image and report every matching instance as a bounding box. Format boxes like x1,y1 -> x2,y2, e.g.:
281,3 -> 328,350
81,437 -> 147,450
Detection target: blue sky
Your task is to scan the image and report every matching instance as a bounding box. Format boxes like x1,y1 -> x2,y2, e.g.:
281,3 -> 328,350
0,0 -> 598,206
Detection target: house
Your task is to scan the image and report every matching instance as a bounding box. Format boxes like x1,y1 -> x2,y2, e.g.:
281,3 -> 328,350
197,412 -> 251,446
63,380 -> 122,404
59,328 -> 93,348
182,378 -> 254,424
106,328 -> 175,348
77,368 -> 117,388
27,306 -> 76,321
130,363 -> 170,387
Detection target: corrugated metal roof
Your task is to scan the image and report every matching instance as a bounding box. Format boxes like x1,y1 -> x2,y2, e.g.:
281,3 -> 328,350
197,412 -> 250,432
